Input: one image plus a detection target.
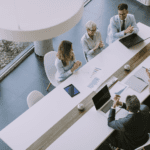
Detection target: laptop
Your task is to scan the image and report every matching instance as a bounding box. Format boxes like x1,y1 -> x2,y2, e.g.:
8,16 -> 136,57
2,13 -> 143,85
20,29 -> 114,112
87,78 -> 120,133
92,85 -> 120,118
119,33 -> 144,48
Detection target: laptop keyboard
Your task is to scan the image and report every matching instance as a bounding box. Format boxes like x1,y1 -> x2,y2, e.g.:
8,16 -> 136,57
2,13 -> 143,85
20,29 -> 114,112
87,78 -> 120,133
101,100 -> 114,113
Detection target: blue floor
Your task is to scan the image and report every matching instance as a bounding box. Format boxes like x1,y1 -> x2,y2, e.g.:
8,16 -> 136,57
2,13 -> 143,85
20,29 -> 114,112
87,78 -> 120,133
1,0 -> 150,149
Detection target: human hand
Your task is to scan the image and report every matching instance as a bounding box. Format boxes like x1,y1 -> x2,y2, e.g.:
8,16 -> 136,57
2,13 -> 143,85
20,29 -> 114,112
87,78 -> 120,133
124,25 -> 134,34
76,60 -> 82,67
146,68 -> 150,79
99,41 -> 105,48
71,61 -> 81,72
93,42 -> 100,51
113,95 -> 121,108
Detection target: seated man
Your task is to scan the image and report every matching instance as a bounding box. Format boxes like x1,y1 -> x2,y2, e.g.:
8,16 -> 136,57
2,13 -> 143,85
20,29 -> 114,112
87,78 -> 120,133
105,95 -> 150,150
81,20 -> 104,62
106,3 -> 139,45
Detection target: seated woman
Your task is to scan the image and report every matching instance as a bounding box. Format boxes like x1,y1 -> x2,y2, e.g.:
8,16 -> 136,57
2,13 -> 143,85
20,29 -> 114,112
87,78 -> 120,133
55,40 -> 82,82
81,20 -> 104,62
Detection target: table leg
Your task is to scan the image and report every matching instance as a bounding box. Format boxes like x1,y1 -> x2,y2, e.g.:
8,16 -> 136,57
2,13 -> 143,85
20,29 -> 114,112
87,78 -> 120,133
34,39 -> 54,56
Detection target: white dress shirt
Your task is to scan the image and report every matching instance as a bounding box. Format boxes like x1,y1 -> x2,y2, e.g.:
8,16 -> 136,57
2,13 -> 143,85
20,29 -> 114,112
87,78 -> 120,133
81,30 -> 103,61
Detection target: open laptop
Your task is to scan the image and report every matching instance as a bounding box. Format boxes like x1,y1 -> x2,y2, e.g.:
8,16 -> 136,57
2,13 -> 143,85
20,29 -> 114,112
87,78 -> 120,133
92,85 -> 120,118
119,33 -> 144,48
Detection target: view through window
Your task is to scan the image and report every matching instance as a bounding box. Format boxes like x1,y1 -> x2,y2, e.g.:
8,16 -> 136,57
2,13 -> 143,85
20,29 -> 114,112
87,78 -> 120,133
0,40 -> 33,79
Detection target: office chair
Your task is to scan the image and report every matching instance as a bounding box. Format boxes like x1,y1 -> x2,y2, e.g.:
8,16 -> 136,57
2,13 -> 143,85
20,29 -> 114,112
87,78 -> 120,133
83,51 -> 88,62
27,90 -> 44,108
44,51 -> 61,90
135,133 -> 150,150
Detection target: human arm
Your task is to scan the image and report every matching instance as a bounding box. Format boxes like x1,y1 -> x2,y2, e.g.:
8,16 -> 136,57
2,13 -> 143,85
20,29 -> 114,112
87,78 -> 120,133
110,17 -> 125,38
81,37 -> 99,56
112,95 -> 127,109
108,108 -> 126,131
130,15 -> 139,34
55,59 -> 74,78
108,95 -> 126,131
96,31 -> 105,48
71,60 -> 82,73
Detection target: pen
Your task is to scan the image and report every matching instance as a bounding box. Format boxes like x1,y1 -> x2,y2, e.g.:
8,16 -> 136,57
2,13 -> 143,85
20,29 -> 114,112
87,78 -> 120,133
134,75 -> 147,84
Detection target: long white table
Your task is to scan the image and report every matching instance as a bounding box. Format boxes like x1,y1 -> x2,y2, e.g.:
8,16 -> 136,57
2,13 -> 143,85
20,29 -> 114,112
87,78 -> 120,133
47,55 -> 150,150
0,22 -> 150,150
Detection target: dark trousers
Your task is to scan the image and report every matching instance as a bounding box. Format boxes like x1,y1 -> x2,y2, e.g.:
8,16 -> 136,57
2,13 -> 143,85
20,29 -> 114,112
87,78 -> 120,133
96,131 -> 136,150
96,129 -> 149,150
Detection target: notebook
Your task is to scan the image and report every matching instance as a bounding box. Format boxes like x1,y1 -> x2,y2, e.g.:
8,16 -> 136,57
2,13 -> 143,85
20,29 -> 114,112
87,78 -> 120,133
134,67 -> 149,84
125,67 -> 149,93
125,76 -> 148,93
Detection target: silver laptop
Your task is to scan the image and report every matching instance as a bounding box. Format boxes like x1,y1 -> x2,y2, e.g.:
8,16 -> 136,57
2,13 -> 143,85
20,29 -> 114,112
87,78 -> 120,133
92,85 -> 120,117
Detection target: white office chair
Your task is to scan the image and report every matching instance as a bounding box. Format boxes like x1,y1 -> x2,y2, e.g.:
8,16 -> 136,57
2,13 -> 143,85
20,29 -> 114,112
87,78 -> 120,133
83,51 -> 88,62
135,133 -> 150,150
44,51 -> 61,90
27,90 -> 44,108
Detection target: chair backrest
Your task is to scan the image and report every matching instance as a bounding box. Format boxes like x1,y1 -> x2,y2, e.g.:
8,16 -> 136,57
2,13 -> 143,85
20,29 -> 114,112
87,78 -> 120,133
27,90 -> 44,108
84,51 -> 88,62
44,51 -> 60,86
135,133 -> 150,150
44,51 -> 57,77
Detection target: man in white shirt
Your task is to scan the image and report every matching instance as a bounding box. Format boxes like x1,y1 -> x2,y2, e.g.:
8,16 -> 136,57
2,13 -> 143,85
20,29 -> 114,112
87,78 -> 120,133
106,3 -> 139,45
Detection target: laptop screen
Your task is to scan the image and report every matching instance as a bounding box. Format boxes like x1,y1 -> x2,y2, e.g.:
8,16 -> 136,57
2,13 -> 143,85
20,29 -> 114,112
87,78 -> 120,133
92,85 -> 111,110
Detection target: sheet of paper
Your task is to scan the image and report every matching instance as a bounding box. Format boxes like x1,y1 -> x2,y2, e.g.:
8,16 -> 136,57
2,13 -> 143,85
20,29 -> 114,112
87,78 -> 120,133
110,81 -> 128,98
87,77 -> 100,89
90,67 -> 101,78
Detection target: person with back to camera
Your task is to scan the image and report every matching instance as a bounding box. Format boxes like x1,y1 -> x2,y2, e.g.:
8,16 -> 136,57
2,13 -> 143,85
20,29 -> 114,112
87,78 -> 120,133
106,3 -> 139,45
81,20 -> 104,62
99,95 -> 150,150
55,40 -> 82,82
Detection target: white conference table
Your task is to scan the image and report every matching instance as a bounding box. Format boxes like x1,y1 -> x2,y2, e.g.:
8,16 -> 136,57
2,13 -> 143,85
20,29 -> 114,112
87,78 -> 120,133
0,22 -> 150,150
47,55 -> 150,150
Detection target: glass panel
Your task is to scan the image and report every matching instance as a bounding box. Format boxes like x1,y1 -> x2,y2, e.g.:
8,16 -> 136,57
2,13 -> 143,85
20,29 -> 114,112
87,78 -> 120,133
0,40 -> 33,77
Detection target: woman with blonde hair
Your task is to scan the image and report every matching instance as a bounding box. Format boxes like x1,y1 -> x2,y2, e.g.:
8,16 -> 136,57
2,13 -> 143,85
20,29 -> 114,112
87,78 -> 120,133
55,40 -> 82,82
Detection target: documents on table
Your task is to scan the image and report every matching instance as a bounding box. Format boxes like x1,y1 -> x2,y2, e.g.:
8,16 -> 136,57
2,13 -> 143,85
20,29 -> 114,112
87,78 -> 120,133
90,67 -> 101,78
87,77 -> 100,88
110,81 -> 128,98
125,66 -> 149,93
87,67 -> 103,91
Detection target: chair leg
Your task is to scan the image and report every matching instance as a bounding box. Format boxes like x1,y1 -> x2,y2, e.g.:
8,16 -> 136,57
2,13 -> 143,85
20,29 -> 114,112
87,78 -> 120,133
46,82 -> 51,91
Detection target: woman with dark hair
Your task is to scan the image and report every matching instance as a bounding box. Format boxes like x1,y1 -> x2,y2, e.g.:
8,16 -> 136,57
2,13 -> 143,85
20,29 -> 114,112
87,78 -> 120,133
55,40 -> 82,82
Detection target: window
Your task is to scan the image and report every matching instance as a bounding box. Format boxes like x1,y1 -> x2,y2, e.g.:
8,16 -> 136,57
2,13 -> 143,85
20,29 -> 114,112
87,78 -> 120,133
0,40 -> 34,80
